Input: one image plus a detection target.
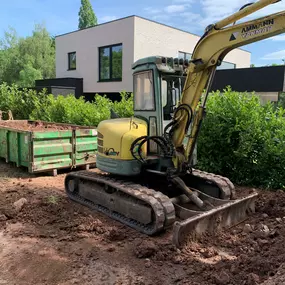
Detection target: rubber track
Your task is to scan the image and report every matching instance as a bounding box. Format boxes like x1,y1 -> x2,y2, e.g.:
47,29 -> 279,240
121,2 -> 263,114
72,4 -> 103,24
65,169 -> 235,235
65,171 -> 176,235
192,168 -> 236,199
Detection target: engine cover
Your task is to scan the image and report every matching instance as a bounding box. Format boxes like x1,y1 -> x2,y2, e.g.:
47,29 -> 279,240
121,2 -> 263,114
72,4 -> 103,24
96,117 -> 147,176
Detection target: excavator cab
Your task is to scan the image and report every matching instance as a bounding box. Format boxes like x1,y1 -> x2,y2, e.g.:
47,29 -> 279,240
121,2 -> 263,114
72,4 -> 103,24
131,56 -> 196,164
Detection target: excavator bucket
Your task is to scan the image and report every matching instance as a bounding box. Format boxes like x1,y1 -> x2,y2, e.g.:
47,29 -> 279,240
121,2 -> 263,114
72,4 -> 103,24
170,190 -> 258,247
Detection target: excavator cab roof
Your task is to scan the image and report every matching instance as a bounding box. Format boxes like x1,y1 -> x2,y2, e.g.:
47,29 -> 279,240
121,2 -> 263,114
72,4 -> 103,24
132,55 -> 190,75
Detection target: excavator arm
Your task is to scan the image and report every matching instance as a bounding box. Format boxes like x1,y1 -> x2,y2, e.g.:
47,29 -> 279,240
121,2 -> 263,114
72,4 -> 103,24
171,0 -> 285,170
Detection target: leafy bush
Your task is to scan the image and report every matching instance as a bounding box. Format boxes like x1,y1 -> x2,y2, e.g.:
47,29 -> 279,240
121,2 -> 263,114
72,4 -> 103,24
197,86 -> 285,189
0,83 -> 133,126
0,82 -> 43,119
112,91 -> 134,117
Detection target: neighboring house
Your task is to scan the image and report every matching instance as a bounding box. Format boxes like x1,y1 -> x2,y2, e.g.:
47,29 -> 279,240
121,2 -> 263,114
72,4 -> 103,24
54,15 -> 251,99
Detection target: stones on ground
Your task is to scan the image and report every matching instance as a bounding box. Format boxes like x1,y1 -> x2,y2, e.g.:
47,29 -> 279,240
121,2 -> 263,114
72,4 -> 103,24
0,214 -> 7,221
269,229 -> 279,238
276,218 -> 282,223
38,250 -> 46,257
213,270 -> 230,285
247,273 -> 260,285
144,258 -> 151,268
243,224 -> 252,234
187,267 -> 195,275
13,198 -> 27,212
71,278 -> 80,284
260,224 -> 270,237
106,245 -> 116,252
257,238 -> 269,246
200,248 -> 218,258
262,213 -> 269,218
173,274 -> 184,283
134,240 -> 158,258
106,228 -> 126,241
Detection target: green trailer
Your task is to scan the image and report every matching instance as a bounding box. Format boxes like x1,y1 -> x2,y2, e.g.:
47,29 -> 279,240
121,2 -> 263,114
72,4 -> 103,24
0,120 -> 97,175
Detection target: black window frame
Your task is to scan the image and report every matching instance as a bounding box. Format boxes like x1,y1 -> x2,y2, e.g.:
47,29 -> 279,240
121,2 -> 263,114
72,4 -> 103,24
98,43 -> 123,82
68,51 -> 76,71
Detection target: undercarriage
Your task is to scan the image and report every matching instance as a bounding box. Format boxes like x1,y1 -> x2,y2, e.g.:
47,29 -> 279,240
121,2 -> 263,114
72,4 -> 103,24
64,169 -> 258,247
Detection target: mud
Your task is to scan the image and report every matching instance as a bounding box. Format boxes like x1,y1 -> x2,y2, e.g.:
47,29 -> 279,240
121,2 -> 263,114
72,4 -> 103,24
0,160 -> 285,284
0,120 -> 77,131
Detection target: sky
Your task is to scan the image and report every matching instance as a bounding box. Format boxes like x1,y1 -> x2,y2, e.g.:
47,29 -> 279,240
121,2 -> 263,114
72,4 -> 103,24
1,0 -> 285,66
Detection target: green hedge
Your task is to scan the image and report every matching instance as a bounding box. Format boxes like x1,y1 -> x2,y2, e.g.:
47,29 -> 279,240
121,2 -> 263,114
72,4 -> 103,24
1,82 -> 285,189
0,83 -> 134,126
196,86 -> 285,189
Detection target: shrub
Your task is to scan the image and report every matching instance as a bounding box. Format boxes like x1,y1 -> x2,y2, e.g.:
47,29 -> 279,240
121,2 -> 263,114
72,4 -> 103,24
112,91 -> 134,117
0,83 -> 134,126
0,83 -> 44,119
196,86 -> 285,189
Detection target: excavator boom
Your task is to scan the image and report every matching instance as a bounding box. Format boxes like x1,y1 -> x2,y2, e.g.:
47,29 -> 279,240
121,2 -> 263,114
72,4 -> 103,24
171,0 -> 285,167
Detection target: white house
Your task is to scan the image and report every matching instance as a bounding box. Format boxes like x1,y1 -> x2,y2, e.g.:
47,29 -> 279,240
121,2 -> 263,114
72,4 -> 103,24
55,15 -> 251,96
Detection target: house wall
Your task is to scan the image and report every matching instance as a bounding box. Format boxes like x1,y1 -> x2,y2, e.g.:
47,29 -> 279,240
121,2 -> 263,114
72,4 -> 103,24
55,16 -> 251,95
255,92 -> 279,104
133,17 -> 251,68
55,17 -> 135,93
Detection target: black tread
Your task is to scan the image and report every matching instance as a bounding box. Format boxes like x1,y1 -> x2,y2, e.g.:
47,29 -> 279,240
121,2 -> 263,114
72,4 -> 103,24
64,171 -> 176,235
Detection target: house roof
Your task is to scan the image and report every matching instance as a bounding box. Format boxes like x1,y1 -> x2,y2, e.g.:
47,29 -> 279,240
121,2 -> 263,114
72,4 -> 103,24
56,15 -> 201,38
55,15 -> 251,54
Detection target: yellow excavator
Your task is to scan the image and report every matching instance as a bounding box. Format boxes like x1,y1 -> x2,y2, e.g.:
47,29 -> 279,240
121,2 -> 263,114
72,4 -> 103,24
65,0 -> 284,247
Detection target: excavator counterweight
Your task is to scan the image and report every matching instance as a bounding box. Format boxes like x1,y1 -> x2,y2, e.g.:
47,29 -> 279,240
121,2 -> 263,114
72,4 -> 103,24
65,0 -> 284,247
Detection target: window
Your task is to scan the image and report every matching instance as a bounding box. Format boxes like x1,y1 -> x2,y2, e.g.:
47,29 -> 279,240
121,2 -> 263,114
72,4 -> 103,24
134,70 -> 155,111
217,61 -> 236,70
178,51 -> 192,61
99,44 -> 122,81
68,52 -> 76,70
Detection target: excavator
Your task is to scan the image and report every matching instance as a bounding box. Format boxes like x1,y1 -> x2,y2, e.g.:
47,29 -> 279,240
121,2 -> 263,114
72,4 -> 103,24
65,0 -> 284,247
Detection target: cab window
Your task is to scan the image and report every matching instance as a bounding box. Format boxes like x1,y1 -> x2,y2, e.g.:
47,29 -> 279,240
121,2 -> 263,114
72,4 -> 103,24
134,71 -> 155,111
161,79 -> 167,108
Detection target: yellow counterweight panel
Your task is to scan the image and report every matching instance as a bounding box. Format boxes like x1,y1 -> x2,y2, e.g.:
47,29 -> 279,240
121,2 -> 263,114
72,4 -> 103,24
97,117 -> 148,160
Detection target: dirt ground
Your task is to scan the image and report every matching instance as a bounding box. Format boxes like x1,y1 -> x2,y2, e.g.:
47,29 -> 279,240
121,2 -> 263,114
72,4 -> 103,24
0,120 -> 79,131
0,160 -> 285,285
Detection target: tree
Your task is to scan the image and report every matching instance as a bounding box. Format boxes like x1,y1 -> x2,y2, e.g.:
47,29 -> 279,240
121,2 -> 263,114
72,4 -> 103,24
78,0 -> 97,29
0,24 -> 55,87
19,63 -> 43,87
0,27 -> 21,85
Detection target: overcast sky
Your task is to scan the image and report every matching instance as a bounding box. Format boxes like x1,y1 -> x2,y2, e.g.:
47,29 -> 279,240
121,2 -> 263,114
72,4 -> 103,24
1,0 -> 285,66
